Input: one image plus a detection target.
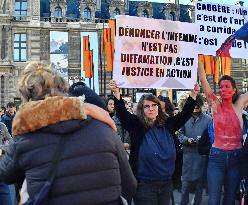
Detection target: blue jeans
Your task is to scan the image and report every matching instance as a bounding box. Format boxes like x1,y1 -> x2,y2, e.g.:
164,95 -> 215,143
207,147 -> 242,205
134,179 -> 173,205
0,183 -> 12,205
180,179 -> 203,205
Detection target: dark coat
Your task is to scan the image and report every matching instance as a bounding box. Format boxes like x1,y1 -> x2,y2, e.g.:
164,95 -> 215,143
1,112 -> 15,136
0,97 -> 137,205
178,113 -> 211,181
114,95 -> 196,177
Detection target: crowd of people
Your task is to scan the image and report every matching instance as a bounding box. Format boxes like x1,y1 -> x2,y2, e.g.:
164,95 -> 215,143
0,61 -> 247,205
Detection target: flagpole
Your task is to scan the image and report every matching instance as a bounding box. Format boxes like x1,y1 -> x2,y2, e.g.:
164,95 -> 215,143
103,20 -> 107,97
92,49 -> 94,92
99,29 -> 103,95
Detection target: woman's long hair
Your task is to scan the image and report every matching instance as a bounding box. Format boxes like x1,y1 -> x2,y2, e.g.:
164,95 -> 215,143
218,75 -> 239,103
136,94 -> 167,128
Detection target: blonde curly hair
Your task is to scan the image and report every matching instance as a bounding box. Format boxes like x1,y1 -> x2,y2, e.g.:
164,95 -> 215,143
18,62 -> 68,102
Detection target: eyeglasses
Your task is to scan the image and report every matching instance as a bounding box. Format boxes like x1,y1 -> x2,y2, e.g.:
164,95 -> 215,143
143,104 -> 158,110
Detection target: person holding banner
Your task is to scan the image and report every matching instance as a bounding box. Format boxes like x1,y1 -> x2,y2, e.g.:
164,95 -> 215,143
198,61 -> 248,205
109,80 -> 199,205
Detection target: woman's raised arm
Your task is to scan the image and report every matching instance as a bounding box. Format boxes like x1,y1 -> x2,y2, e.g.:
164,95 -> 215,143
198,57 -> 213,98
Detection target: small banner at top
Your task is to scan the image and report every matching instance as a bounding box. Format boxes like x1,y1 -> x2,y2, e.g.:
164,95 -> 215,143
113,15 -> 199,89
195,1 -> 248,58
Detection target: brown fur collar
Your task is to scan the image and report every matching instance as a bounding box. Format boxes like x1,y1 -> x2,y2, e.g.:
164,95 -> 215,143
12,96 -> 86,136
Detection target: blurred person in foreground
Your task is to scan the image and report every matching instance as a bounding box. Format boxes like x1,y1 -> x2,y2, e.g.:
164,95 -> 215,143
0,62 -> 136,205
0,121 -> 12,205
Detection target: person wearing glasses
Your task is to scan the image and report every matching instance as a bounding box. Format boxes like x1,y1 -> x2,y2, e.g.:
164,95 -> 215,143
109,80 -> 199,205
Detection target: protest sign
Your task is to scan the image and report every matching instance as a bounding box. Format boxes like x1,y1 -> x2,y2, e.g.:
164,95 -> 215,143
113,15 -> 199,89
195,1 -> 248,58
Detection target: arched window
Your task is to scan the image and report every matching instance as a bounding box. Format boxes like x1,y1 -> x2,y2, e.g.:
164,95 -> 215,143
113,8 -> 120,16
168,12 -> 175,21
84,7 -> 91,19
55,6 -> 62,17
142,10 -> 149,18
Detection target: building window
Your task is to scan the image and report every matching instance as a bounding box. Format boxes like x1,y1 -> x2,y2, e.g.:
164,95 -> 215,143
113,8 -> 120,16
55,6 -> 62,17
15,0 -> 27,16
14,33 -> 27,62
142,10 -> 149,18
168,12 -> 175,21
84,7 -> 91,19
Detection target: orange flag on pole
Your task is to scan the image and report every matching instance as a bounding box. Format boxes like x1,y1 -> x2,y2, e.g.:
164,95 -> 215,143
221,57 -> 231,76
83,36 -> 90,72
109,19 -> 115,57
203,55 -> 214,75
103,28 -> 113,72
214,57 -> 220,83
85,49 -> 93,78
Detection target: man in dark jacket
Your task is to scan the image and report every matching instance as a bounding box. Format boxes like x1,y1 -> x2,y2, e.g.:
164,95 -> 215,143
0,62 -> 137,205
1,102 -> 16,136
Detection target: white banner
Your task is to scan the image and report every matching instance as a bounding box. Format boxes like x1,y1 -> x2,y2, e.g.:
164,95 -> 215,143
113,15 -> 199,89
195,1 -> 248,58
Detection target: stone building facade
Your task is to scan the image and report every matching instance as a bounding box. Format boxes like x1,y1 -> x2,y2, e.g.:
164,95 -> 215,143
0,0 -> 247,105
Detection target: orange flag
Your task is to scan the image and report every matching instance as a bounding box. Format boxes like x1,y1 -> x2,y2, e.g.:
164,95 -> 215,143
103,28 -> 113,72
204,55 -> 214,75
109,19 -> 115,57
221,57 -> 231,76
214,57 -> 220,83
85,49 -> 93,78
83,36 -> 90,72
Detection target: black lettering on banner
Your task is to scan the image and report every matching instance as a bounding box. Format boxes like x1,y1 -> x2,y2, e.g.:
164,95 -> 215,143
167,32 -> 198,43
118,27 -> 161,39
205,25 -> 235,34
120,53 -> 173,65
200,25 -> 205,31
122,66 -> 154,76
196,3 -> 230,13
122,67 -> 192,78
175,57 -> 194,66
166,69 -> 192,78
229,17 -> 245,25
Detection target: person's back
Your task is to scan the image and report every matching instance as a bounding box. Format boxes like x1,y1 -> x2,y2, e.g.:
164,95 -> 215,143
0,62 -> 136,205
0,99 -> 136,205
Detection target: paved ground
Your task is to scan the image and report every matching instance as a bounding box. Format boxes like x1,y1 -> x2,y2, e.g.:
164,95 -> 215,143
171,190 -> 240,205
171,190 -> 208,205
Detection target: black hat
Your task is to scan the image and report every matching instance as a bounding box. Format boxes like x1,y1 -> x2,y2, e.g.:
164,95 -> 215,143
69,82 -> 106,110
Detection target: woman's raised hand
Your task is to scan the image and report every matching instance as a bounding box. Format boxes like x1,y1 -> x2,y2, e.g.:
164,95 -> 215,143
84,103 -> 117,131
189,83 -> 200,100
109,80 -> 121,100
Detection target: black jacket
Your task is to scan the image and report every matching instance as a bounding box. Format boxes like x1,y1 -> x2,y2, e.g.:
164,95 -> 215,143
0,97 -> 137,205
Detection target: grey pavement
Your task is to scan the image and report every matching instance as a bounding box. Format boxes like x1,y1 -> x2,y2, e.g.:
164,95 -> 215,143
171,190 -> 240,205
